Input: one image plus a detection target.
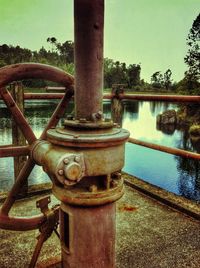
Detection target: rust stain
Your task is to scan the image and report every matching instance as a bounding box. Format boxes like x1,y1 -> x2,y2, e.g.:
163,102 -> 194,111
118,203 -> 138,212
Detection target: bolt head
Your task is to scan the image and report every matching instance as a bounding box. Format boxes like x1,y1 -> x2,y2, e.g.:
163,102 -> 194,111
74,156 -> 80,163
64,162 -> 82,181
63,158 -> 69,164
58,169 -> 64,176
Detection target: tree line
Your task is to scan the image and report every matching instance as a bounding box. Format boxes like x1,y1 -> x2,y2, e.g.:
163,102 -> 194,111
0,40 -> 174,91
0,12 -> 199,94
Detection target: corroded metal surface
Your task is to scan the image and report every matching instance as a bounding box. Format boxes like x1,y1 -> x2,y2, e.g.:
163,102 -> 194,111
0,87 -> 37,144
104,93 -> 200,102
53,176 -> 124,206
0,145 -> 29,158
32,136 -> 127,187
0,63 -> 74,89
129,137 -> 200,160
60,202 -> 116,268
29,196 -> 60,268
74,0 -> 104,120
0,212 -> 46,231
0,63 -> 74,231
47,127 -> 129,148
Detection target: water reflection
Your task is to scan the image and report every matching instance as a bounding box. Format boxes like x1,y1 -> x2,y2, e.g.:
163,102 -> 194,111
174,128 -> 200,201
0,100 -> 200,202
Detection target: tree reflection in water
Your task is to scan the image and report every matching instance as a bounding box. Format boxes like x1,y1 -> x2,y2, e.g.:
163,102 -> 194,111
175,129 -> 200,202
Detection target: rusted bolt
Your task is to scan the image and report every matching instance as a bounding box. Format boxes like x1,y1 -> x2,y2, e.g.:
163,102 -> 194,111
74,156 -> 80,163
111,180 -> 118,188
58,169 -> 64,176
64,162 -> 82,181
92,111 -> 103,121
89,185 -> 98,193
63,158 -> 70,165
96,111 -> 103,119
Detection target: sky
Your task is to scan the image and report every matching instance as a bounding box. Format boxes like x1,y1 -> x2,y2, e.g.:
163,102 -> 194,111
0,0 -> 199,82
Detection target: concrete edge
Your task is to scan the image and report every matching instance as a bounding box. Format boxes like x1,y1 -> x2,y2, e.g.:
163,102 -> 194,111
123,172 -> 200,221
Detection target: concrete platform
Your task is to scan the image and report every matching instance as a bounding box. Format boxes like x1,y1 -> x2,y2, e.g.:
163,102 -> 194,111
0,184 -> 200,268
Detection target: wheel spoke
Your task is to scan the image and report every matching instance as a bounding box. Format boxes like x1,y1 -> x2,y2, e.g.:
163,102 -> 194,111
0,145 -> 29,158
0,87 -> 37,144
0,63 -> 74,231
40,88 -> 74,140
0,157 -> 35,215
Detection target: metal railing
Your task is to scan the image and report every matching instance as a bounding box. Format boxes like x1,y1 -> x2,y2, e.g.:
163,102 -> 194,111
0,90 -> 200,194
4,91 -> 199,160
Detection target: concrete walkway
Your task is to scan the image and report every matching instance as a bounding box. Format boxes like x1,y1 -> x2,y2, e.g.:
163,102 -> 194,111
0,185 -> 200,268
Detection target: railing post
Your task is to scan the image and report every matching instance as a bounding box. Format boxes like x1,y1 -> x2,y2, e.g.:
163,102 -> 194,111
10,81 -> 28,196
111,84 -> 124,126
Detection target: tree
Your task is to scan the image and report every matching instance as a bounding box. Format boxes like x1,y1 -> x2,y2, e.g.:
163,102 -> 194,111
127,64 -> 141,88
104,59 -> 128,88
56,40 -> 74,64
163,69 -> 172,90
184,13 -> 200,84
151,71 -> 163,89
47,37 -> 57,52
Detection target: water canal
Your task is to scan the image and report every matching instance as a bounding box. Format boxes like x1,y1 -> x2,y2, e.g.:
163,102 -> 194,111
0,99 -> 200,202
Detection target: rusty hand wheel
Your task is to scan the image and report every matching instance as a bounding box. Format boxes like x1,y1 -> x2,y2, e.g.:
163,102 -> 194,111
0,63 -> 74,231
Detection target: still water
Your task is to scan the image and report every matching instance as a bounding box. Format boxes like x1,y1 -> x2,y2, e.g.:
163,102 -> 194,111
0,100 -> 200,202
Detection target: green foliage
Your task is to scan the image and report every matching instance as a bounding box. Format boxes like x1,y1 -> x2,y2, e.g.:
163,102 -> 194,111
184,13 -> 200,81
0,44 -> 32,65
151,71 -> 163,89
103,58 -> 141,89
175,75 -> 200,95
0,40 -> 74,88
163,69 -> 172,90
150,69 -> 174,91
127,64 -> 141,88
173,13 -> 200,95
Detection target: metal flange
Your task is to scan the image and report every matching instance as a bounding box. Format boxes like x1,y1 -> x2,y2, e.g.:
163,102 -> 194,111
47,126 -> 129,148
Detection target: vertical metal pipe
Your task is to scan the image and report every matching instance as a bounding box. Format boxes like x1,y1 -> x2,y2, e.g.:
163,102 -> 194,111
61,203 -> 116,268
74,0 -> 104,120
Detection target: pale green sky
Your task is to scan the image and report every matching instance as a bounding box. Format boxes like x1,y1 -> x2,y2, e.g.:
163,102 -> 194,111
0,0 -> 199,82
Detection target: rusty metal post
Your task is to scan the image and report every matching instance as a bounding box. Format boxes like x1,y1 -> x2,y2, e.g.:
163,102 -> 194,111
74,0 -> 104,120
111,85 -> 125,127
60,203 -> 116,268
31,1 -> 129,267
60,1 -> 115,267
11,82 -> 28,196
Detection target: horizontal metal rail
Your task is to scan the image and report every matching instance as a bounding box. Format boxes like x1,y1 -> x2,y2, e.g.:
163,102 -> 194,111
24,93 -> 65,99
0,145 -> 29,158
9,93 -> 198,102
104,93 -> 200,102
0,92 -> 199,161
128,138 -> 200,160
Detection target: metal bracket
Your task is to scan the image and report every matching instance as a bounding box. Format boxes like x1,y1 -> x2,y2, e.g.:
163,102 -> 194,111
29,196 -> 60,268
